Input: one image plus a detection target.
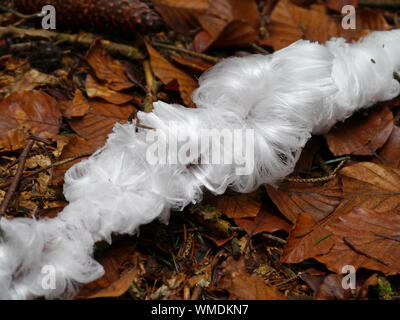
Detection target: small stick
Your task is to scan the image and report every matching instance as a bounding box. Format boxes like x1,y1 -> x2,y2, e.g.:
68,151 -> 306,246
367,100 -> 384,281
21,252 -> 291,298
261,233 -> 287,245
0,153 -> 91,190
250,42 -> 270,55
0,4 -> 43,20
190,285 -> 203,300
0,140 -> 34,216
150,41 -> 220,64
0,26 -> 144,60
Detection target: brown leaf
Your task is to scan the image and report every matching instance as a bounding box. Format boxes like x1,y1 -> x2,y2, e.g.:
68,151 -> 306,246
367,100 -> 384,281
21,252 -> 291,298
282,162 -> 400,271
327,0 -> 358,13
198,0 -> 259,48
170,55 -> 214,73
213,20 -> 258,47
378,126 -> 400,168
4,69 -> 61,94
281,213 -> 336,264
316,274 -> 355,300
154,0 -> 209,34
339,8 -> 391,41
234,200 -> 291,235
68,100 -> 136,146
0,127 -> 29,152
265,0 -> 339,50
316,208 -> 400,274
221,257 -> 287,300
0,90 -> 62,139
60,89 -> 90,119
51,136 -> 98,186
325,106 -> 393,156
146,43 -> 198,106
86,39 -> 134,91
266,177 -> 343,224
86,74 -> 134,105
77,240 -> 144,299
340,162 -> 400,212
211,189 -> 263,219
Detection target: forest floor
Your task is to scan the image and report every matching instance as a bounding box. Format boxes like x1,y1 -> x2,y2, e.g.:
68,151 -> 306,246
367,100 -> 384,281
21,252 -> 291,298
1,0 -> 400,300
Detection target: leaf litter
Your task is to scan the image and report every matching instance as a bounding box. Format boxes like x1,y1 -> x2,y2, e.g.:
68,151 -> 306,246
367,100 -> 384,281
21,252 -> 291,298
1,0 -> 400,300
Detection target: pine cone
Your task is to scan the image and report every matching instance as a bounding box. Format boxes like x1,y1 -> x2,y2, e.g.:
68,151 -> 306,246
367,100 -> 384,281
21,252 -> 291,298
15,0 -> 161,33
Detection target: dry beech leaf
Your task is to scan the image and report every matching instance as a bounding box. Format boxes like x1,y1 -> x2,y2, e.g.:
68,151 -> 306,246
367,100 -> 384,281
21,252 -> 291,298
70,89 -> 90,117
170,55 -> 214,73
339,162 -> 400,212
221,257 -> 287,300
0,127 -> 29,152
326,0 -> 358,13
196,0 -> 259,49
68,100 -> 136,147
281,213 -> 336,264
210,189 -> 263,219
77,241 -> 144,299
5,69 -> 61,94
325,106 -> 393,156
146,43 -> 198,107
86,74 -> 134,105
213,20 -> 259,47
234,200 -> 291,235
86,39 -> 134,91
220,257 -> 286,300
377,126 -> 400,168
339,8 -> 391,41
316,274 -> 356,300
0,90 -> 62,139
61,89 -> 90,119
52,136 -> 98,186
282,162 -> 400,274
265,0 -> 339,50
317,208 -> 400,275
266,177 -> 343,224
154,0 -> 210,34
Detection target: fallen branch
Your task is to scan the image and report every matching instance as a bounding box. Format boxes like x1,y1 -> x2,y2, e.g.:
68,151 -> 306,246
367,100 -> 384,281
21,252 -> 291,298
0,139 -> 34,216
0,26 -> 144,60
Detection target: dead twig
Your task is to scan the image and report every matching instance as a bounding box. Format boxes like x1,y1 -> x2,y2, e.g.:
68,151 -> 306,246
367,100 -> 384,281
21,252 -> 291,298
0,4 -> 43,20
0,139 -> 34,216
0,153 -> 92,190
142,59 -> 157,113
150,40 -> 220,64
0,26 -> 144,60
261,233 -> 287,245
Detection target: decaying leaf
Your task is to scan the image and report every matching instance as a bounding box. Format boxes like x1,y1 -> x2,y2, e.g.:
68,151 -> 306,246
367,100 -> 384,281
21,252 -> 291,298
51,136 -> 98,186
281,212 -> 336,264
378,126 -> 400,168
209,189 -> 263,219
234,200 -> 291,235
266,177 -> 343,224
77,241 -> 144,299
0,90 -> 62,139
146,43 -> 198,107
86,74 -> 134,105
0,127 -> 29,152
325,106 -> 393,156
60,89 -> 90,119
68,100 -> 136,146
154,0 -> 210,34
86,39 -> 134,92
220,257 -> 287,300
265,0 -> 339,50
340,162 -> 400,212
